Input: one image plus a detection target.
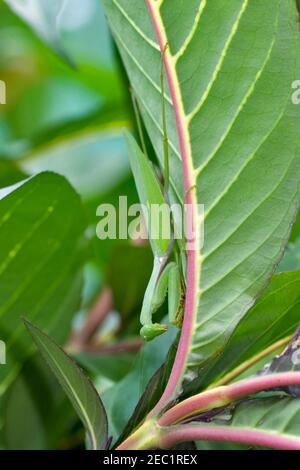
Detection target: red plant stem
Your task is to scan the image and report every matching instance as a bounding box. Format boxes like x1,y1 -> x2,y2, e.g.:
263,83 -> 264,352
159,372 -> 300,426
161,425 -> 300,450
146,0 -> 199,417
68,287 -> 113,351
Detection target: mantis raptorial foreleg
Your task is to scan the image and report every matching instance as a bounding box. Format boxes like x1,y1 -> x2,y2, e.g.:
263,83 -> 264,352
140,259 -> 185,341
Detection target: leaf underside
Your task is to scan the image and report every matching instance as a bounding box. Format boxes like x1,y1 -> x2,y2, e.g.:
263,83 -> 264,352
103,0 -> 300,387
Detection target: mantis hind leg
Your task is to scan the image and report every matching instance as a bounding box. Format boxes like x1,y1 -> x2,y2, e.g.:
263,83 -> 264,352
140,261 -> 184,342
168,264 -> 185,328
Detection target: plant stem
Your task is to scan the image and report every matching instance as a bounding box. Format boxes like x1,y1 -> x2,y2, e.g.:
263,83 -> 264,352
209,336 -> 291,389
160,425 -> 300,450
159,372 -> 300,426
116,419 -> 160,450
67,287 -> 113,352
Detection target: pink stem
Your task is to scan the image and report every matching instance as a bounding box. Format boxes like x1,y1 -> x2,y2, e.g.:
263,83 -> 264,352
161,425 -> 300,450
68,287 -> 113,351
159,372 -> 300,426
146,0 -> 199,417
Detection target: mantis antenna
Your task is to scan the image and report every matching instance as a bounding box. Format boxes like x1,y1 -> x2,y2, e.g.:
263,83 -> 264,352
161,43 -> 169,197
130,43 -> 170,198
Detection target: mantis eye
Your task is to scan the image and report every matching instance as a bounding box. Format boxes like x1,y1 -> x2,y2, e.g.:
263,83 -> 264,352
140,323 -> 168,342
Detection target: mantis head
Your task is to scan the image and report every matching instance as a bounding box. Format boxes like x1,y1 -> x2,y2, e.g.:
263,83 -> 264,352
140,323 -> 168,342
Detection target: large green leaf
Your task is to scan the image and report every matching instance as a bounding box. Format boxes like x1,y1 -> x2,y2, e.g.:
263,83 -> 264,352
24,320 -> 108,450
0,172 -> 85,396
103,0 -> 300,393
185,271 -> 300,394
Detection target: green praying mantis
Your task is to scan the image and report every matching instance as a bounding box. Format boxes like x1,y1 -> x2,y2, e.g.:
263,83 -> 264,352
124,46 -> 186,342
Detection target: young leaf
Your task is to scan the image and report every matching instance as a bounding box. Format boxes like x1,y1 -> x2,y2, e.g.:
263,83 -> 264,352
124,130 -> 170,257
103,0 -> 300,401
24,320 -> 108,451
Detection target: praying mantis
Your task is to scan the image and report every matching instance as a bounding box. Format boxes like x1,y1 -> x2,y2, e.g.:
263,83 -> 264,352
124,45 -> 186,342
